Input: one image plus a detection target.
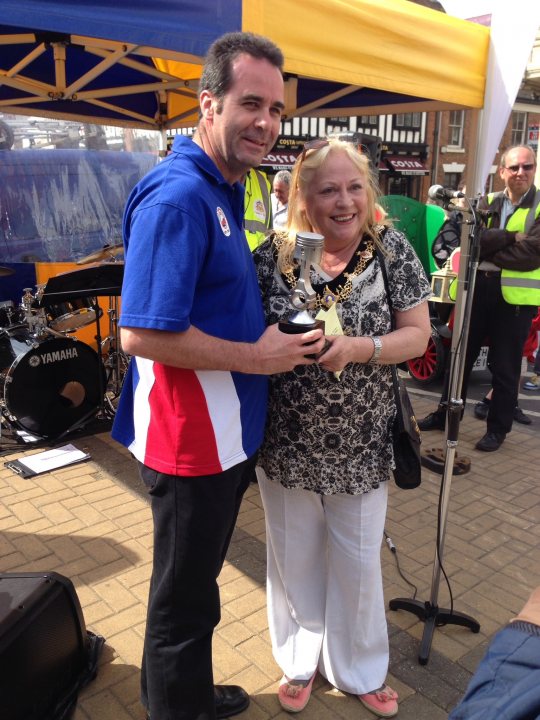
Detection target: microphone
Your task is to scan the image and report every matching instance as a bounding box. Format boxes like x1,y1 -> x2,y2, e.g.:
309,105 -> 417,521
428,185 -> 465,202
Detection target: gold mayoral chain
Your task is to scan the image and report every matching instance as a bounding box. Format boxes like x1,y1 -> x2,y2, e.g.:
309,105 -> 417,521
279,236 -> 375,310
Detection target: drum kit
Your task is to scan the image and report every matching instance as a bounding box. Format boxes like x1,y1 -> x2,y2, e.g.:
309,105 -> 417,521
0,245 -> 128,441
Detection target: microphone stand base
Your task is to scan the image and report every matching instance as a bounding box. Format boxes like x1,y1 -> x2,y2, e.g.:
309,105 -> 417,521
389,597 -> 480,665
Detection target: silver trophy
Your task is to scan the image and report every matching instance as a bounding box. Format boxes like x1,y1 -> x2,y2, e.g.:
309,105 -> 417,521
279,231 -> 326,356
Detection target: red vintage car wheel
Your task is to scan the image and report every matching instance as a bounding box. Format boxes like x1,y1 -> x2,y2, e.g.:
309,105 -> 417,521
407,332 -> 446,385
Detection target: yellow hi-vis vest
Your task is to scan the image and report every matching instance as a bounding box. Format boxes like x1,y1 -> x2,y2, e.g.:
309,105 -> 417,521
487,190 -> 540,305
244,168 -> 271,251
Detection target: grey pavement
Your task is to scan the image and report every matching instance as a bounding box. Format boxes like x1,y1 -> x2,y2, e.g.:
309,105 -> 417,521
0,389 -> 539,720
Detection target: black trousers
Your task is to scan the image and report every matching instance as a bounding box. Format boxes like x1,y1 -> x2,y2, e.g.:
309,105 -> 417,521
440,272 -> 535,435
138,455 -> 257,720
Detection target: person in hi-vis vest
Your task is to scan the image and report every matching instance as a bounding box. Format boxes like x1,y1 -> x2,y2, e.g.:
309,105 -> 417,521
418,145 -> 540,452
244,167 -> 272,250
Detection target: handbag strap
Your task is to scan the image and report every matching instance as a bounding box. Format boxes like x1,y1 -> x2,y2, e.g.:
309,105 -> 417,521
375,240 -> 395,331
375,241 -> 401,394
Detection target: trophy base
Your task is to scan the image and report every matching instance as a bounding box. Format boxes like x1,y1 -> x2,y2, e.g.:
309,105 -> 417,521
279,318 -> 326,359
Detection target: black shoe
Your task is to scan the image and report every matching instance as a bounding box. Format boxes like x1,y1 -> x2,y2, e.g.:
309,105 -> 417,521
145,685 -> 249,720
475,432 -> 506,452
215,685 -> 250,719
418,411 -> 445,432
513,406 -> 532,425
474,400 -> 489,420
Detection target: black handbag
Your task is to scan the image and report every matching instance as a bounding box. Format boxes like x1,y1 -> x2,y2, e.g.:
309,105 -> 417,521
377,247 -> 422,489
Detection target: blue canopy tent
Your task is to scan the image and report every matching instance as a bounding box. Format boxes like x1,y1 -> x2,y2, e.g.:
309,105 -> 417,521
0,0 -> 489,130
0,0 -> 490,302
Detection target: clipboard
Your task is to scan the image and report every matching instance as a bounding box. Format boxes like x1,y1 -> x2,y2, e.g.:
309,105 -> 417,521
4,443 -> 91,478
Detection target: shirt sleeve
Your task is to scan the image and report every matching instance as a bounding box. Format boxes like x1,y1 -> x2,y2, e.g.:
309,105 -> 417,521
120,200 -> 207,332
448,625 -> 540,720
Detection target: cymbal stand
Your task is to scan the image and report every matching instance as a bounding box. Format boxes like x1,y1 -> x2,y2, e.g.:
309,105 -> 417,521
91,299 -> 115,422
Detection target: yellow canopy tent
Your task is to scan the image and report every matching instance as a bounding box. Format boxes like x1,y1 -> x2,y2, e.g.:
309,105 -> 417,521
0,0 -> 489,130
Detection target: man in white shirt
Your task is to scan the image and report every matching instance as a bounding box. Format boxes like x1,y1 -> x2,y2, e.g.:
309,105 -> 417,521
271,169 -> 292,230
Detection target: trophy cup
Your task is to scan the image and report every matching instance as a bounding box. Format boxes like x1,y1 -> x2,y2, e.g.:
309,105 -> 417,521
279,231 -> 326,358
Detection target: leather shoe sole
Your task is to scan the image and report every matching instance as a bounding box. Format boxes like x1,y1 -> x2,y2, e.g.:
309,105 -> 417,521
145,684 -> 249,720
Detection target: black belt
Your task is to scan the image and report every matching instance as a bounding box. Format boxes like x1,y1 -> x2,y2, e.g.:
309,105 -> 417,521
477,269 -> 501,277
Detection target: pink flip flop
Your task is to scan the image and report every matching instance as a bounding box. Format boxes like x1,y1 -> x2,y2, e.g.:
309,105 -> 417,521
358,684 -> 399,717
278,672 -> 316,713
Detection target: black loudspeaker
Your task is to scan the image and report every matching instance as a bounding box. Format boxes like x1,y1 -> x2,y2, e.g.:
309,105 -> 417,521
0,572 -> 88,720
334,131 -> 383,173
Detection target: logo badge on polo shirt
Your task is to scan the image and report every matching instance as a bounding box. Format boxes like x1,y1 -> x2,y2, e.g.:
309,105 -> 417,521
216,207 -> 231,236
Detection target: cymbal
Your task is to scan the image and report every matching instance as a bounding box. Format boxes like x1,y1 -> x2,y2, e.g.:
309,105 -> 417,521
76,245 -> 124,265
0,266 -> 15,277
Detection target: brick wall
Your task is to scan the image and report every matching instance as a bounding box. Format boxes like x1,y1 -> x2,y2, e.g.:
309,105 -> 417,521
422,108 -> 540,197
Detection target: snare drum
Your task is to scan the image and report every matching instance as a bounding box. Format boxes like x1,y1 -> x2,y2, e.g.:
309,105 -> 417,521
0,326 -> 104,438
44,297 -> 102,333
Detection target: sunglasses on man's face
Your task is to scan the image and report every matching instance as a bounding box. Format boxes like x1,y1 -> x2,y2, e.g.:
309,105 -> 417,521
504,163 -> 535,174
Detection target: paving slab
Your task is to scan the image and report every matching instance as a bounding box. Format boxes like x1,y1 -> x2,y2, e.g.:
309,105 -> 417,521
0,390 -> 538,719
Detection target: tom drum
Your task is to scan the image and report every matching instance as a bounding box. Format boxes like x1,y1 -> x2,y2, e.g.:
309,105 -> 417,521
44,297 -> 101,333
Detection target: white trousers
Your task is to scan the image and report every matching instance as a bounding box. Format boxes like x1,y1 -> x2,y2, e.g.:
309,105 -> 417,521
257,468 -> 389,695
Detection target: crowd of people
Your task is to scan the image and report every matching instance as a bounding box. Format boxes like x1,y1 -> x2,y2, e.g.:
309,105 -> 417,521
110,27 -> 540,720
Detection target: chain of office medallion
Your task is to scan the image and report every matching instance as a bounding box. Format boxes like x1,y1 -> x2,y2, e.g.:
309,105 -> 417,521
274,234 -> 375,310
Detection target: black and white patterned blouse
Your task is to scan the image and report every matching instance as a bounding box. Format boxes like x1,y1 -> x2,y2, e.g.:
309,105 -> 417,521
253,226 -> 431,496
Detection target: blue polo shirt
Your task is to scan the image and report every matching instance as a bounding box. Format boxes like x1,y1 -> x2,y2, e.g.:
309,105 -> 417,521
112,136 -> 268,476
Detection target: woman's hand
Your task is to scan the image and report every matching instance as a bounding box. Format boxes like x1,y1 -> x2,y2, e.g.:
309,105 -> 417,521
317,300 -> 431,374
317,335 -> 373,372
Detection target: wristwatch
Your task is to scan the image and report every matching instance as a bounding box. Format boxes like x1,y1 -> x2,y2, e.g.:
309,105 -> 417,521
368,336 -> 383,364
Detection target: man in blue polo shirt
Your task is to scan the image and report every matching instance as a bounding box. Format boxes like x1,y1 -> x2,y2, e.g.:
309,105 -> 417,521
112,31 -> 325,720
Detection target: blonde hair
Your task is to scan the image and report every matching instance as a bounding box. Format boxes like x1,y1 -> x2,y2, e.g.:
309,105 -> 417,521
276,137 -> 386,274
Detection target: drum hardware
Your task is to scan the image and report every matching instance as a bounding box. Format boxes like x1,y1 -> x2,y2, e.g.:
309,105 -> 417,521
88,298 -> 116,422
21,286 -> 49,338
100,295 -> 129,402
0,300 -> 25,328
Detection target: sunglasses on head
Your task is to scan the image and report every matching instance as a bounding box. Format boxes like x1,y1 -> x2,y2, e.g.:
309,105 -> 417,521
298,138 -> 329,163
298,138 -> 371,166
505,163 -> 535,173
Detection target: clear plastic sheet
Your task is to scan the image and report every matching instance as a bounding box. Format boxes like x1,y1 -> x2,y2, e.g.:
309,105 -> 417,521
0,149 -> 158,263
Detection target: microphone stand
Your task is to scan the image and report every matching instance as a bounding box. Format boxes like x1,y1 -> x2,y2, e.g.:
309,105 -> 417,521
389,196 -> 482,664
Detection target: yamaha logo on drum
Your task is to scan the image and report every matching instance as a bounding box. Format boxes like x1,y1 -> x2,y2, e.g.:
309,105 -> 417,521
30,347 -> 80,367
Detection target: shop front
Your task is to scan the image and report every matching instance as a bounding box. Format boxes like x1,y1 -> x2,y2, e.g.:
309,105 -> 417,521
380,154 -> 430,199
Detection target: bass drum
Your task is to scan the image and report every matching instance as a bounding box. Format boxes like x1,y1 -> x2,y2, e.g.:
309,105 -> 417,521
0,326 -> 104,438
